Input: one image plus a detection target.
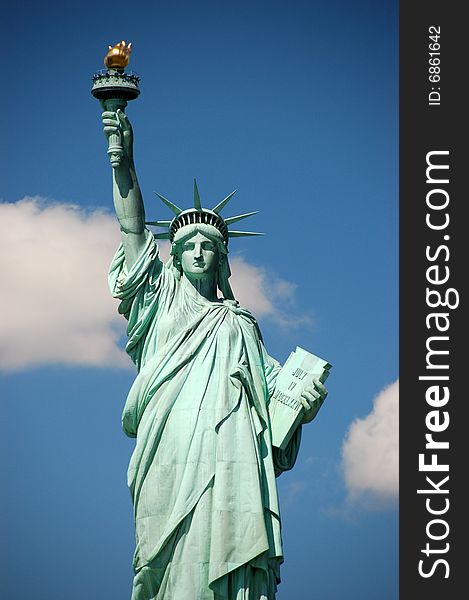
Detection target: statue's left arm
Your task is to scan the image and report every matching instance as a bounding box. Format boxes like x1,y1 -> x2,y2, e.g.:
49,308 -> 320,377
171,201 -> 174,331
261,346 -> 328,476
299,379 -> 328,424
261,345 -> 328,425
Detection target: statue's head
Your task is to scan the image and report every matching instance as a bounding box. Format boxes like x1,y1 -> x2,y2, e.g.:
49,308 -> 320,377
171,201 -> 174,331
146,180 -> 261,300
171,224 -> 227,279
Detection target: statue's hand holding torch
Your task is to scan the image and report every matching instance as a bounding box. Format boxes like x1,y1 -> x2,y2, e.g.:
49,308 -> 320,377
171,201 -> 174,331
102,109 -> 134,167
91,40 -> 140,169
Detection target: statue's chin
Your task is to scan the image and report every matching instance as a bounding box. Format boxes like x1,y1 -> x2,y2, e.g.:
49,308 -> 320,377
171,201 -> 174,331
183,267 -> 218,279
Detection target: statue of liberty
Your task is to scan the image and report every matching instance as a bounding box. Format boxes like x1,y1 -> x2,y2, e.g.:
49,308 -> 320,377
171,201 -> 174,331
99,42 -> 328,600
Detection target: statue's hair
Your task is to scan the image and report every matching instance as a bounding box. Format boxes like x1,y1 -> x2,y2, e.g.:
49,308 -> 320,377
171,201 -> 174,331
168,224 -> 235,300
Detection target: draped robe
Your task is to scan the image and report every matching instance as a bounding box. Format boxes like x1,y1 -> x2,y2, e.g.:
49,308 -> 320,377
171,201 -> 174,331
109,232 -> 302,600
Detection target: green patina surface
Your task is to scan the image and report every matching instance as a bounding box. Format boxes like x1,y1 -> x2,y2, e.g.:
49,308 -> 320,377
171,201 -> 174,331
99,100 -> 327,600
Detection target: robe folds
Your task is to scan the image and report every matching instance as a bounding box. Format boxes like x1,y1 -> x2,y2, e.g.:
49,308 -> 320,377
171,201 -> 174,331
109,231 -> 302,600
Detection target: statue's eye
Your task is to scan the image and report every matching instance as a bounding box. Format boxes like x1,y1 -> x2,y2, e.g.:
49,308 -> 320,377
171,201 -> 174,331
183,243 -> 195,251
201,242 -> 215,251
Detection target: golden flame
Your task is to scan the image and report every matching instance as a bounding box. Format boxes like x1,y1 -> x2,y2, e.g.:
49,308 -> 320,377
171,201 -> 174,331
104,40 -> 132,69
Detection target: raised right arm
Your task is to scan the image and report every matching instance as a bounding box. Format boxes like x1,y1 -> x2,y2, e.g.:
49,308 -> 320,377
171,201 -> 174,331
102,109 -> 147,268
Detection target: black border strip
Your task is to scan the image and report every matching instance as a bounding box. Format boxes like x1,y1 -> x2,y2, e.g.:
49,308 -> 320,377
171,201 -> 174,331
400,2 -> 465,597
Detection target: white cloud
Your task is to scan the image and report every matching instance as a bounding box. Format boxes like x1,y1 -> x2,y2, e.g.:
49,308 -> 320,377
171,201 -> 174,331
0,198 -> 308,371
230,257 -> 312,327
0,197 -> 130,371
341,380 -> 399,507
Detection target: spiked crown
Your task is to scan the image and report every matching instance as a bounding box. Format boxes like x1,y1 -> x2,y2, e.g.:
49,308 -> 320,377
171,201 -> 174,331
146,180 -> 261,244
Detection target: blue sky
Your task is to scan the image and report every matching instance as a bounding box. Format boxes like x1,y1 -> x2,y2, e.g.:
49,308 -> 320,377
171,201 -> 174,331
1,1 -> 398,599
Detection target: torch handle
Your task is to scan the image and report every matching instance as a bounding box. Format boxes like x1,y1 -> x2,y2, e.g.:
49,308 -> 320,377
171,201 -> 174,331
102,97 -> 128,168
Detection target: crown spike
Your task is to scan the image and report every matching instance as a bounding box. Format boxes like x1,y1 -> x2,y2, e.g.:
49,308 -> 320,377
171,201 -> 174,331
224,211 -> 259,225
193,179 -> 202,210
145,220 -> 172,227
153,232 -> 171,240
212,190 -> 236,214
228,230 -> 264,238
154,192 -> 183,215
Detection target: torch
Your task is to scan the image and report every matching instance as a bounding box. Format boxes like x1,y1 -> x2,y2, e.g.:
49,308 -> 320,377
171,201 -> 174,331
91,41 -> 140,168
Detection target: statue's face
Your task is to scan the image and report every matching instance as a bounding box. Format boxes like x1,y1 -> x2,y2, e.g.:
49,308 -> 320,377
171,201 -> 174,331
180,232 -> 220,277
